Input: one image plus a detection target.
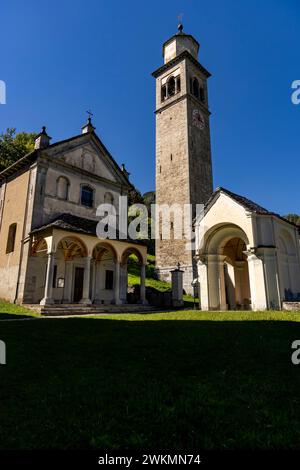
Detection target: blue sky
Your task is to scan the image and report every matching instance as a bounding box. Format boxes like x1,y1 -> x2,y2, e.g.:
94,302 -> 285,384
1,0 -> 299,214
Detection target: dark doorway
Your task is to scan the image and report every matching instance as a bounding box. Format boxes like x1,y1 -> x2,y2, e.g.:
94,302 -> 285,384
73,267 -> 84,302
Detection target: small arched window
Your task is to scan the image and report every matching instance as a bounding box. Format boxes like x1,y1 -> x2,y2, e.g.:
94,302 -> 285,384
81,185 -> 94,208
193,78 -> 200,98
6,223 -> 17,254
57,176 -> 69,200
167,76 -> 176,97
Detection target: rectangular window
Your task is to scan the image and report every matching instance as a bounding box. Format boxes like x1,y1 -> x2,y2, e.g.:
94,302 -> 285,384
6,223 -> 17,254
105,270 -> 114,290
81,186 -> 94,207
52,265 -> 58,288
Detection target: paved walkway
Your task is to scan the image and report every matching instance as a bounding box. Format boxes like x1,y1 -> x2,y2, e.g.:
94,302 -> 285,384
0,313 -> 115,322
0,311 -> 162,321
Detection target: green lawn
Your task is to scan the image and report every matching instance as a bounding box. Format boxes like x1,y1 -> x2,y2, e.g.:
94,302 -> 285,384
1,310 -> 300,450
0,300 -> 40,319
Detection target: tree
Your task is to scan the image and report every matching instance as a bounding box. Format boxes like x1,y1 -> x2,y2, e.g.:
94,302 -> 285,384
0,128 -> 36,171
284,214 -> 300,226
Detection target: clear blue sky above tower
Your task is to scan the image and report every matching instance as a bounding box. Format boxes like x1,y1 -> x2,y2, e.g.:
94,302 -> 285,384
1,0 -> 299,214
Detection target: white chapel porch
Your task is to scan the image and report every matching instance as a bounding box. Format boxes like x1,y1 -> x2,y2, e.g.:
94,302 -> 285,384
195,188 -> 300,311
24,214 -> 147,307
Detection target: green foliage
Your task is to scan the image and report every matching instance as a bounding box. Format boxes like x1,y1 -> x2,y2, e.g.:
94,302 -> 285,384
142,191 -> 155,211
0,128 -> 36,171
284,214 -> 300,226
127,254 -> 171,292
128,187 -> 143,206
142,192 -> 156,255
127,191 -> 156,255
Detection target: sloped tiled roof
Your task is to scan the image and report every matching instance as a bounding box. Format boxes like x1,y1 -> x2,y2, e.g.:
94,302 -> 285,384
203,187 -> 299,229
209,187 -> 273,215
31,213 -> 146,245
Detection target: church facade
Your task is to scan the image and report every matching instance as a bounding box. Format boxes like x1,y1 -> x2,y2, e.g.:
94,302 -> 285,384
0,120 -> 147,307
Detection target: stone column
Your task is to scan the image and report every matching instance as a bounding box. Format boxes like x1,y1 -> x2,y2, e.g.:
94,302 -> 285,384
91,259 -> 96,303
224,262 -> 236,310
114,261 -> 122,305
197,256 -> 209,310
80,256 -> 92,305
62,259 -> 73,303
259,248 -> 280,310
207,254 -> 220,310
40,253 -> 55,305
93,262 -> 101,304
171,265 -> 184,307
218,256 -> 227,310
119,263 -> 128,303
139,264 -> 148,305
247,252 -> 268,311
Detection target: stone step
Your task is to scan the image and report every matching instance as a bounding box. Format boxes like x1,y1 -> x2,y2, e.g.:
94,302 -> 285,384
40,304 -> 158,316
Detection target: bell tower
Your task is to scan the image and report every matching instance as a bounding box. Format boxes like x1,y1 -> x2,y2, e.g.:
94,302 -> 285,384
152,24 -> 213,293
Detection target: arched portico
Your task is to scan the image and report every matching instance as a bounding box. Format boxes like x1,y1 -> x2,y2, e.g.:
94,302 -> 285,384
38,235 -> 88,305
92,242 -> 118,305
198,224 -> 252,310
120,247 -> 148,305
30,228 -> 147,307
197,223 -> 272,311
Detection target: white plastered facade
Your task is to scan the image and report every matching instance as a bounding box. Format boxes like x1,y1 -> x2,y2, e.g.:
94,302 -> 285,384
195,190 -> 300,311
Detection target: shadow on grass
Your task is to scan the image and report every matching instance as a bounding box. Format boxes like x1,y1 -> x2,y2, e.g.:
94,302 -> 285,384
0,313 -> 33,320
1,318 -> 300,450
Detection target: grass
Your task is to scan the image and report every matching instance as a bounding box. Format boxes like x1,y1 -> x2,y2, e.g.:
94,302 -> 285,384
128,254 -> 172,293
1,310 -> 300,450
0,300 -> 39,319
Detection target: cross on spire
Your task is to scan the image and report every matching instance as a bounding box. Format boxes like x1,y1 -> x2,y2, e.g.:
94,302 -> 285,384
82,110 -> 96,134
86,109 -> 93,119
177,13 -> 184,33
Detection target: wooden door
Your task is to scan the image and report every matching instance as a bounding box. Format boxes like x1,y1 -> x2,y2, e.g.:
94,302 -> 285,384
73,267 -> 84,302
